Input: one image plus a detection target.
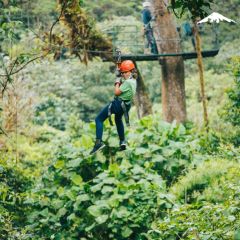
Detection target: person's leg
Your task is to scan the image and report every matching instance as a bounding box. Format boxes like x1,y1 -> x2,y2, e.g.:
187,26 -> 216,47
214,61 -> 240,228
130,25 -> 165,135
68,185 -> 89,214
95,104 -> 109,141
111,99 -> 124,140
115,113 -> 127,150
90,104 -> 109,154
146,29 -> 158,54
114,113 -> 125,142
113,100 -> 131,150
146,29 -> 152,49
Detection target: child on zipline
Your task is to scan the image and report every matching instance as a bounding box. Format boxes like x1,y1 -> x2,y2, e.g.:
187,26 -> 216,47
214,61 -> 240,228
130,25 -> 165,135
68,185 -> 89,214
90,60 -> 137,154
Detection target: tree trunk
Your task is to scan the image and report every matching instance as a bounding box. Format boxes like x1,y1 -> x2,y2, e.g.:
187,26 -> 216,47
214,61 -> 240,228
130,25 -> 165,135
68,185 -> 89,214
134,62 -> 153,118
194,20 -> 209,128
152,0 -> 186,123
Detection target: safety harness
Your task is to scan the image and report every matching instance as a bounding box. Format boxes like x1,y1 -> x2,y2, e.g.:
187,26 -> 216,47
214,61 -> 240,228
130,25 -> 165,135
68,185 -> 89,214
108,97 -> 130,127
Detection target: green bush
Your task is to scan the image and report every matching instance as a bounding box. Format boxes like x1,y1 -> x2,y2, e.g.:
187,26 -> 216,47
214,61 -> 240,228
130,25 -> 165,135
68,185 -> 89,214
28,156 -> 173,239
219,57 -> 240,145
147,197 -> 240,240
0,163 -> 32,239
26,116 -> 203,239
170,159 -> 240,203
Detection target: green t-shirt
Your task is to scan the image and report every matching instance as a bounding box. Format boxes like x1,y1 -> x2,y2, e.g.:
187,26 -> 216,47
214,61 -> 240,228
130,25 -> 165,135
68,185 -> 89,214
119,78 -> 137,102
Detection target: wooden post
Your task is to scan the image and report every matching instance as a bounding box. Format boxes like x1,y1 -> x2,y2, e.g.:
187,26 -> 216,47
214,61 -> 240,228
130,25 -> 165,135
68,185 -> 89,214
194,20 -> 209,129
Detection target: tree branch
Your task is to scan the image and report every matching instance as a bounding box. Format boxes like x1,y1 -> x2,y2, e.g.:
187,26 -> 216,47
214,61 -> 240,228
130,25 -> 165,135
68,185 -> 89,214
49,0 -> 68,45
0,52 -> 50,78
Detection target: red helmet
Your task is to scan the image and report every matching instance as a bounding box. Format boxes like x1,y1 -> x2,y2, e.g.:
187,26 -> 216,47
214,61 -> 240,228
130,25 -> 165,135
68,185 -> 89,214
119,60 -> 135,72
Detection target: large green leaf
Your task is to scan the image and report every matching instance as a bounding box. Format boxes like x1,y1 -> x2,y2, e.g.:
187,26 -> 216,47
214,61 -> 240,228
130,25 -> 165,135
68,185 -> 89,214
95,214 -> 108,224
66,158 -> 82,168
90,182 -> 104,192
87,205 -> 102,217
57,207 -> 67,218
135,147 -> 148,155
54,160 -> 65,169
121,226 -> 133,238
80,134 -> 93,148
101,185 -> 114,194
70,173 -> 83,186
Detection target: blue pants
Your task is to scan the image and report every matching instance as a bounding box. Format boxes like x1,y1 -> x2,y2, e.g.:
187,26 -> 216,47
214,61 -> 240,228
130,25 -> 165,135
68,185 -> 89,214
95,98 -> 130,142
145,27 -> 158,54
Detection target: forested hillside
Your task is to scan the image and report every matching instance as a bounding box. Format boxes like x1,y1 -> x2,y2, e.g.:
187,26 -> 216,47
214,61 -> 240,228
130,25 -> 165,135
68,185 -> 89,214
0,0 -> 240,239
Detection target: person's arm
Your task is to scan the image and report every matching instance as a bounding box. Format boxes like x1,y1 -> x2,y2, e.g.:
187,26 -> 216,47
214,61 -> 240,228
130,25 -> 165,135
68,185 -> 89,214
114,83 -> 122,96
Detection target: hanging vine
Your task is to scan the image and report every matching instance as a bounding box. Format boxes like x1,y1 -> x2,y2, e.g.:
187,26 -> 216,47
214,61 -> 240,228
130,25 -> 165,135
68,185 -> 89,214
58,0 -> 113,64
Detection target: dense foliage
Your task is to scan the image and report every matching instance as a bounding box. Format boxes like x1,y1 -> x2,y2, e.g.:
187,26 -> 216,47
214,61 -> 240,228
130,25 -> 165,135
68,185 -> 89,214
219,57 -> 240,145
23,116 -> 239,239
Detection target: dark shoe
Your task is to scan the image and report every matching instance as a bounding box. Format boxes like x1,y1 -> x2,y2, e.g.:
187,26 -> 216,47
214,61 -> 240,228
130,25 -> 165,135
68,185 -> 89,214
90,140 -> 105,154
119,140 -> 127,151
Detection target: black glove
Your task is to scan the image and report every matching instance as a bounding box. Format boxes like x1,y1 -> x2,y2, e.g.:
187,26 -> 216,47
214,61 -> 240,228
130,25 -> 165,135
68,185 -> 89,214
115,69 -> 121,77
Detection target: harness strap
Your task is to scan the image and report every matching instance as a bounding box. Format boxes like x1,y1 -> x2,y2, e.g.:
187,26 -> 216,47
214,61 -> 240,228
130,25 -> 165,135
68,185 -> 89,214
108,102 -> 114,126
108,98 -> 130,127
121,101 -> 130,127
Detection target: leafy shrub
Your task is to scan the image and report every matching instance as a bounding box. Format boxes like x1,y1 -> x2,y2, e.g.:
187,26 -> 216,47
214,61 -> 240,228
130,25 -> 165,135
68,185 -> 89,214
27,145 -> 174,239
68,114 -> 205,184
0,164 -> 32,239
219,57 -> 240,145
147,197 -> 240,240
170,159 -> 240,203
27,116 -> 205,239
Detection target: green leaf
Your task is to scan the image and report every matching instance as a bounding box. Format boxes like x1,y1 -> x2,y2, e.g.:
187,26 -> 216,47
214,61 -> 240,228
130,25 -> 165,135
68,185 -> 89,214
101,185 -> 114,194
67,213 -> 76,222
52,199 -> 64,210
228,215 -> 236,222
131,165 -> 144,175
90,182 -> 104,192
135,147 -> 148,155
87,205 -> 102,217
39,208 -> 49,217
149,144 -> 161,152
57,187 -> 65,197
70,173 -> 83,186
57,207 -> 67,218
67,158 -> 82,168
103,177 -> 117,185
115,206 -> 130,218
76,194 -> 90,202
122,226 -> 133,238
108,136 -> 119,147
107,194 -> 122,208
96,151 -> 106,163
85,223 -> 96,232
54,160 -> 65,169
120,159 -> 132,169
152,155 -> 164,163
95,214 -> 108,224
80,134 -> 93,148
66,190 -> 76,201
109,163 -> 120,175
140,116 -> 153,128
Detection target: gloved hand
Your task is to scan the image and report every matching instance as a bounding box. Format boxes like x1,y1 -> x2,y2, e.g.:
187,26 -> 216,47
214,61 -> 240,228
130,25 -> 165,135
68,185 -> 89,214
115,69 -> 121,77
114,77 -> 122,86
